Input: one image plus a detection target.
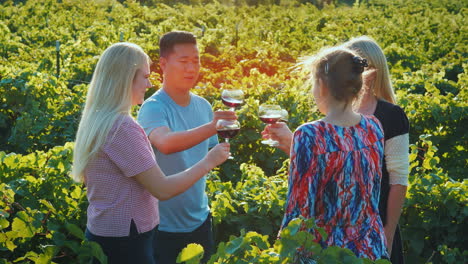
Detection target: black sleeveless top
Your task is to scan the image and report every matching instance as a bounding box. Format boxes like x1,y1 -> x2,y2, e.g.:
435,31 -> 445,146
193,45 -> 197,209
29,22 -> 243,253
373,99 -> 409,223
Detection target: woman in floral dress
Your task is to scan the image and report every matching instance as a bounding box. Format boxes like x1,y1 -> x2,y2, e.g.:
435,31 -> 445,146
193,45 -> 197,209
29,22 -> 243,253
280,46 -> 389,261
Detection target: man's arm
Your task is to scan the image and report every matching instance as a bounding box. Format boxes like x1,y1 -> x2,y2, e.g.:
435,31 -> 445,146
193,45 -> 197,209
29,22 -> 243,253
149,110 -> 236,154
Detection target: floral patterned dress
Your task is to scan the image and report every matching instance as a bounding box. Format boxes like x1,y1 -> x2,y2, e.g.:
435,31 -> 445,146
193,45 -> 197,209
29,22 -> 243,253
281,115 -> 389,260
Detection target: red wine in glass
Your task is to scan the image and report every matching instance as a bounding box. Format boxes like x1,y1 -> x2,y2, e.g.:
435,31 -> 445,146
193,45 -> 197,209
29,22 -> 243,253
259,115 -> 282,124
222,97 -> 243,109
221,89 -> 244,111
217,128 -> 240,139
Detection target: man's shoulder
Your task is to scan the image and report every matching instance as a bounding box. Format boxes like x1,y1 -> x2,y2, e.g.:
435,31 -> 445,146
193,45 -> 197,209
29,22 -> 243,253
143,89 -> 165,103
190,93 -> 212,109
140,90 -> 170,110
191,92 -> 210,102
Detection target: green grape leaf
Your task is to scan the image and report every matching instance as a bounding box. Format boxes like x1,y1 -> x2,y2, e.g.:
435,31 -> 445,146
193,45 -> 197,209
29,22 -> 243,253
12,217 -> 34,238
65,222 -> 84,240
0,217 -> 9,230
176,243 -> 204,264
225,237 -> 245,255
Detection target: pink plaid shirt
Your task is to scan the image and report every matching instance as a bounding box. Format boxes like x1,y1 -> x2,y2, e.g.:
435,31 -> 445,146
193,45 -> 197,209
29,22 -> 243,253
85,115 -> 159,237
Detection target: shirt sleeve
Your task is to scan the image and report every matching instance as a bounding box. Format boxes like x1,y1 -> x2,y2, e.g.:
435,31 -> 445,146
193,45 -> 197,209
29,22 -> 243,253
103,119 -> 156,178
207,106 -> 219,148
200,98 -> 218,148
386,104 -> 409,140
137,98 -> 169,137
385,104 -> 410,185
385,133 -> 409,186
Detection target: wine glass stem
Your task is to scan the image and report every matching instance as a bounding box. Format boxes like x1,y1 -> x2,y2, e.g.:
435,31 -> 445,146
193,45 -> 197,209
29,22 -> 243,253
267,121 -> 277,138
229,107 -> 235,111
225,138 -> 233,159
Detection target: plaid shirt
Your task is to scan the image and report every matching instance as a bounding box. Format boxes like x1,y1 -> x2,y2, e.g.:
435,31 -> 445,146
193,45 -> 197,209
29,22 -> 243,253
85,115 -> 159,237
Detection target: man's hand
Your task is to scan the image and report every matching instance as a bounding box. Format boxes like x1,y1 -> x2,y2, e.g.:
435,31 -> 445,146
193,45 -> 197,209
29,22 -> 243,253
210,110 -> 237,130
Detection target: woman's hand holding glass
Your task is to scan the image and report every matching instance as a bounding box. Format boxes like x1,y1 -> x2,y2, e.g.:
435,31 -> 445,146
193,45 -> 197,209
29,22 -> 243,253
258,104 -> 282,146
204,142 -> 231,167
259,104 -> 290,148
261,122 -> 293,154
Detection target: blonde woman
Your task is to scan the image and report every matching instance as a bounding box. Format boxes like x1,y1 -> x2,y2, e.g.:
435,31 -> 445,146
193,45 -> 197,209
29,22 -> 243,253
343,36 -> 409,264
72,42 -> 229,264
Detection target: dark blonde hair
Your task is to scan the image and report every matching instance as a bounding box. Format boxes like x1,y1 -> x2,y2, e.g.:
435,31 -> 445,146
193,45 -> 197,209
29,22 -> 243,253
343,36 -> 396,104
302,47 -> 367,108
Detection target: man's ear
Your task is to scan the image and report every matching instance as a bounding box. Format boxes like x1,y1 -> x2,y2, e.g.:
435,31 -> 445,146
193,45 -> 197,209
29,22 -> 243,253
159,57 -> 167,72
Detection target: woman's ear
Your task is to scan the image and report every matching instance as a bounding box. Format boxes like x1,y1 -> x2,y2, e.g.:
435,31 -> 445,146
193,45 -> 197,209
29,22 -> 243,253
362,68 -> 377,90
318,78 -> 328,98
314,77 -> 328,115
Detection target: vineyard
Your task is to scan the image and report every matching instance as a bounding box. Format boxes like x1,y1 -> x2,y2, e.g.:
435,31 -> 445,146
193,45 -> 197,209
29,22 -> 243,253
0,0 -> 467,263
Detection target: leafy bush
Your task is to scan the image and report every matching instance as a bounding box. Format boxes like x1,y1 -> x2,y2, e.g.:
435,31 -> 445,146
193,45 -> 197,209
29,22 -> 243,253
401,135 -> 468,263
0,144 -> 106,263
208,162 -> 289,243
177,217 -> 392,264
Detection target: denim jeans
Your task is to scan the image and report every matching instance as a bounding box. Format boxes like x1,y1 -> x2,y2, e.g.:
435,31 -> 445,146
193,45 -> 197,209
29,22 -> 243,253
153,213 -> 214,264
85,220 -> 156,264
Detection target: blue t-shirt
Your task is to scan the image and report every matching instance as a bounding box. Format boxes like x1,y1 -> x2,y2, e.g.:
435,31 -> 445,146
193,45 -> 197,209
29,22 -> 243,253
137,89 -> 218,232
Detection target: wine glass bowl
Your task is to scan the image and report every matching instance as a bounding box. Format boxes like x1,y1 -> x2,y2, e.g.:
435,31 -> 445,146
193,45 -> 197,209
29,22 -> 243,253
216,119 -> 241,159
259,104 -> 282,146
280,109 -> 289,123
221,89 -> 244,111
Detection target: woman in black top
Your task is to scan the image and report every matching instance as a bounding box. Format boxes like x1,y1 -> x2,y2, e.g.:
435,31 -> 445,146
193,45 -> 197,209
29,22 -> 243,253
344,36 -> 409,264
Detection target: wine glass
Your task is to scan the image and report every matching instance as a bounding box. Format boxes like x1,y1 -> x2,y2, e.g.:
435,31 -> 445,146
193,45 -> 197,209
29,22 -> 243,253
279,109 -> 289,123
216,119 -> 241,159
259,104 -> 282,146
221,89 -> 244,111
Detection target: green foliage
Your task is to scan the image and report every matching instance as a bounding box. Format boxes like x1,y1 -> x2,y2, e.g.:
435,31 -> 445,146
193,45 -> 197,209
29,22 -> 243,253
402,135 -> 468,264
177,218 -> 390,263
397,74 -> 467,179
0,144 -> 106,263
177,243 -> 204,264
207,162 -> 289,242
0,69 -> 85,153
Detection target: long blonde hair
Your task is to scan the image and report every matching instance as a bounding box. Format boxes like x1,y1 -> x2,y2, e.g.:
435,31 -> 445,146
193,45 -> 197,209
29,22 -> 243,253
342,36 -> 396,104
72,42 -> 149,182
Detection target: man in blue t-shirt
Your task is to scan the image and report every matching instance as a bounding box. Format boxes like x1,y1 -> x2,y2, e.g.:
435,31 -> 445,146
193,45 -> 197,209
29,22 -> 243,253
137,31 -> 236,264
